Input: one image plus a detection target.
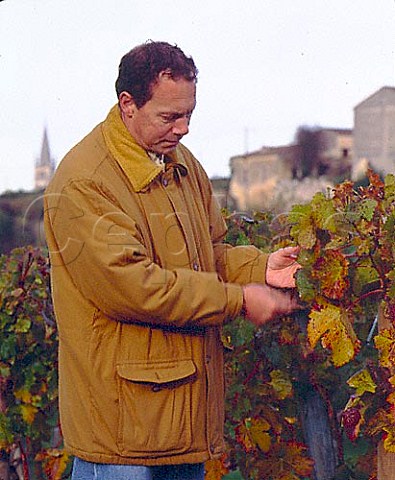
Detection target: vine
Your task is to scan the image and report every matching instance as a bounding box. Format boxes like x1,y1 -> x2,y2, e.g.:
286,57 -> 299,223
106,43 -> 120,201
221,170 -> 395,480
0,247 -> 70,479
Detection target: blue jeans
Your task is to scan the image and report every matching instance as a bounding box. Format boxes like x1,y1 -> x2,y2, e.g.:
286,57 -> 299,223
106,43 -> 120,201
72,457 -> 205,480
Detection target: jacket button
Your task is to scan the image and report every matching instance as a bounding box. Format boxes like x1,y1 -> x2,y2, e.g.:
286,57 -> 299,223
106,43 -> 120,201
192,262 -> 199,271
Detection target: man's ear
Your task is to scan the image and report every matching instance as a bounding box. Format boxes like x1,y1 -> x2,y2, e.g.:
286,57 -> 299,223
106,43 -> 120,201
118,91 -> 138,118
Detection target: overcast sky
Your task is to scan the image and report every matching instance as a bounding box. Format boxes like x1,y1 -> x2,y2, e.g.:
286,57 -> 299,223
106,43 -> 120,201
1,0 -> 394,193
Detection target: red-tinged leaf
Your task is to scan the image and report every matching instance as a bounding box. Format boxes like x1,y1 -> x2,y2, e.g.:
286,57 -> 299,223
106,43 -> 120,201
205,454 -> 229,480
363,169 -> 385,200
386,391 -> 395,407
333,180 -> 356,207
35,449 -> 70,480
308,303 -> 360,367
312,249 -> 350,300
255,441 -> 314,479
284,441 -> 315,477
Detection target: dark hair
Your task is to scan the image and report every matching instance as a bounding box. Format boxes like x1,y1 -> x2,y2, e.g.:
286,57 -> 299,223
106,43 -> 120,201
115,41 -> 198,108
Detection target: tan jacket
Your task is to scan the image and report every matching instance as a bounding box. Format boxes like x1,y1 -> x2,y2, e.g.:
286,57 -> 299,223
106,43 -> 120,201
44,106 -> 268,465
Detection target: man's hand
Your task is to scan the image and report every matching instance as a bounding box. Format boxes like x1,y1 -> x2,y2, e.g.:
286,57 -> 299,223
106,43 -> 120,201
242,283 -> 301,326
266,246 -> 301,289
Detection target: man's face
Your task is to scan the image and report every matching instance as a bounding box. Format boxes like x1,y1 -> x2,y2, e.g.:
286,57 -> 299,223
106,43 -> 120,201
120,74 -> 196,155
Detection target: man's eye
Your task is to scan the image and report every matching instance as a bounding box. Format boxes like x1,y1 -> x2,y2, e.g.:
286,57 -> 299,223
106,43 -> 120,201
160,113 -> 192,124
161,115 -> 177,123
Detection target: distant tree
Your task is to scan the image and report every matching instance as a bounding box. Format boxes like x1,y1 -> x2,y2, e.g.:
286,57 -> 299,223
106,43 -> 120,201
0,192 -> 44,254
295,126 -> 323,178
0,205 -> 15,253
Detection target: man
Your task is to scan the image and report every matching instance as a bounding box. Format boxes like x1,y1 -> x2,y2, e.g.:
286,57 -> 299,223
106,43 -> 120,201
44,41 -> 301,480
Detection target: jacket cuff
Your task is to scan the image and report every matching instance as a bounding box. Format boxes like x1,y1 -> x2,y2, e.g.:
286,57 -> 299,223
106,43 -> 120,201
249,251 -> 269,284
225,283 -> 244,321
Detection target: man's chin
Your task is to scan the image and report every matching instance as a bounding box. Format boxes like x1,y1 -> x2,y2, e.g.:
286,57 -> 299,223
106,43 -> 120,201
158,143 -> 179,154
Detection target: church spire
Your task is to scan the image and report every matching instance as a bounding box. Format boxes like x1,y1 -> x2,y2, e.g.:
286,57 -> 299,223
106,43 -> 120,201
34,128 -> 55,190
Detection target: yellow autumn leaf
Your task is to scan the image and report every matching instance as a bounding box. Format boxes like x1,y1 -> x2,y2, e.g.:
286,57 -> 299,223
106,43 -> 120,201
386,391 -> 395,406
235,422 -> 255,453
375,329 -> 395,368
347,369 -> 377,396
20,404 -> 38,424
308,303 -> 340,348
308,303 -> 360,367
15,388 -> 33,404
383,427 -> 395,453
269,370 -> 293,400
249,417 -> 272,453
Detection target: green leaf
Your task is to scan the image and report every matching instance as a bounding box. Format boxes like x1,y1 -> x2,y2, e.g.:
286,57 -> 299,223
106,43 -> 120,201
289,204 -> 317,249
296,269 -> 316,303
357,199 -> 377,221
12,317 -> 32,333
311,192 -> 338,232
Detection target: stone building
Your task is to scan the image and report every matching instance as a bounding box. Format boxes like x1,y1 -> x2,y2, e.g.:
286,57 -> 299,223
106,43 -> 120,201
229,145 -> 299,211
352,86 -> 395,179
34,128 -> 55,190
228,128 -> 353,212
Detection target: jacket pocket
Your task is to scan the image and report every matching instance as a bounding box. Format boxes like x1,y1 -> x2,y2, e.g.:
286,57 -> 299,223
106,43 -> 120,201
116,359 -> 196,456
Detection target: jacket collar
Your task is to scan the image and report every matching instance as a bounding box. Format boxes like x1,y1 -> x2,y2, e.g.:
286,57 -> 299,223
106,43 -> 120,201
102,104 -> 188,192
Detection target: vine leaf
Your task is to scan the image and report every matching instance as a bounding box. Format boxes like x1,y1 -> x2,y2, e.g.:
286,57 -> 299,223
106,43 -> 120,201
374,329 -> 395,368
312,250 -> 349,300
308,303 -> 360,366
235,421 -> 256,453
347,369 -> 377,396
256,441 -> 314,479
333,180 -> 355,207
19,404 -> 38,425
204,454 -> 229,480
288,204 -> 316,249
383,427 -> 395,453
35,449 -> 70,480
269,370 -> 293,400
249,417 -> 271,453
285,441 -> 315,477
357,199 -> 378,221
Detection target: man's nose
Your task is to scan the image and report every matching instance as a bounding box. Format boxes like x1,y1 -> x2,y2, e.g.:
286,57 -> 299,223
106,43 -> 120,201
172,117 -> 190,136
